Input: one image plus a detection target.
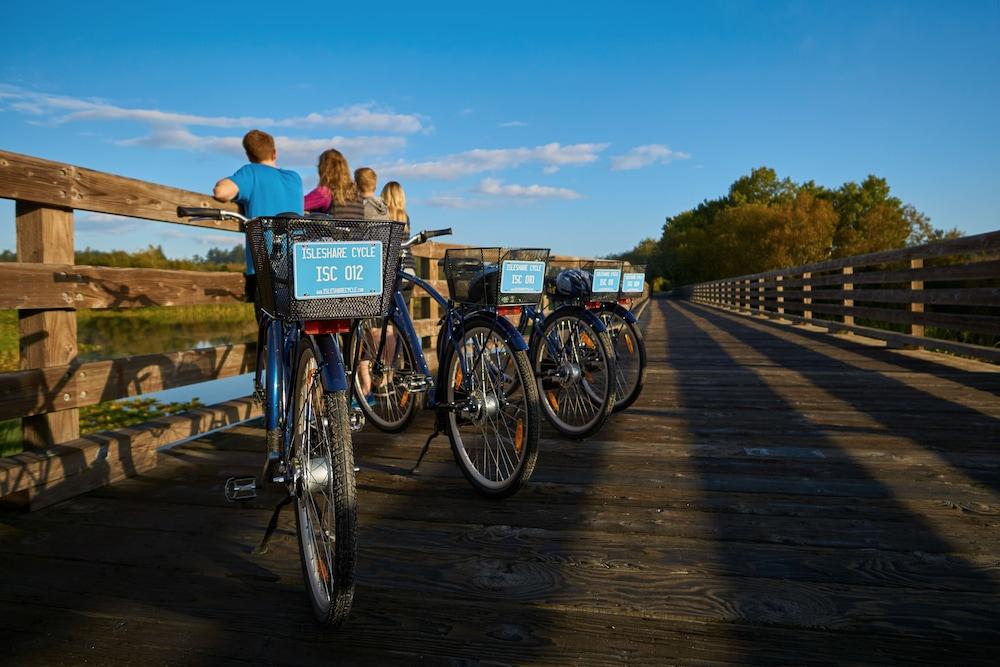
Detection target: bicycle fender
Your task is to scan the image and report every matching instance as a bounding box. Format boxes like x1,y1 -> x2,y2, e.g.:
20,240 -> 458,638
462,312 -> 530,352
311,333 -> 348,393
600,301 -> 637,325
549,304 -> 609,332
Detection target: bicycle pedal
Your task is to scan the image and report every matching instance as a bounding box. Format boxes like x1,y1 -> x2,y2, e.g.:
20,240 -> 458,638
349,407 -> 366,432
225,477 -> 258,501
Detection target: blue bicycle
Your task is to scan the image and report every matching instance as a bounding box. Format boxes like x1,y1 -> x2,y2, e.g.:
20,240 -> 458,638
350,230 -> 545,498
178,207 -> 405,628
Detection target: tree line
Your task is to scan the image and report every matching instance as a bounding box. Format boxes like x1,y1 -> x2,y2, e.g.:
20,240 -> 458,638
0,245 -> 245,272
612,167 -> 960,289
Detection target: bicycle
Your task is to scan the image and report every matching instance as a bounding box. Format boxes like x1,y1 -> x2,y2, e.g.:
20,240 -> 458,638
597,263 -> 648,412
514,262 -> 618,439
526,259 -> 647,414
349,231 -> 545,498
177,206 -> 406,627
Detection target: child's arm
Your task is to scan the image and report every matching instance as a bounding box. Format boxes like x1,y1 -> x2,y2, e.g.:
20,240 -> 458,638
213,177 -> 239,202
304,186 -> 332,212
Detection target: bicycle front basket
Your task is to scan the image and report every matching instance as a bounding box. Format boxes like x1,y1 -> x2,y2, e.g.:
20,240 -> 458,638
620,264 -> 647,297
246,215 -> 406,321
444,247 -> 550,307
544,258 -> 624,303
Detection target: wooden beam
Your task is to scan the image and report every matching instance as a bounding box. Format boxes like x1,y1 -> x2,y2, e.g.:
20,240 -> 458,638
0,149 -> 240,231
0,263 -> 247,309
0,342 -> 256,421
16,203 -> 79,448
0,397 -> 261,510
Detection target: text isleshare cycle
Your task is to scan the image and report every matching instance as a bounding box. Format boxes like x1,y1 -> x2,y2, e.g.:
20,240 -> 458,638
178,206 -> 406,627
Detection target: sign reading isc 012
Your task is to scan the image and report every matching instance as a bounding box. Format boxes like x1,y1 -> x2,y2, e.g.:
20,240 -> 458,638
292,241 -> 384,300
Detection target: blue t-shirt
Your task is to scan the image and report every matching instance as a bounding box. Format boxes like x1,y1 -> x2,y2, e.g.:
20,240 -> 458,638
230,163 -> 304,274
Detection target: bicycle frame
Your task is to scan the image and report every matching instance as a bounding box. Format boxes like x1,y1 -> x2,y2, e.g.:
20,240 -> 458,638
258,316 -> 351,460
369,266 -> 529,411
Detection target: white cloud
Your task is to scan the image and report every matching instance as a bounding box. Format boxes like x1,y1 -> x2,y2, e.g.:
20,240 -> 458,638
118,126 -> 406,164
75,211 -> 142,234
499,120 -> 527,128
424,195 -> 486,209
610,144 -> 691,171
378,142 -> 609,180
0,86 -> 428,134
478,178 -> 582,200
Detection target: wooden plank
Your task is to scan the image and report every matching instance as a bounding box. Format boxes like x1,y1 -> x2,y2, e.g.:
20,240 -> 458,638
16,203 -> 79,447
0,342 -> 255,420
688,299 -> 1000,362
756,287 -> 1000,307
0,262 -> 247,309
0,149 -> 240,230
0,397 -> 260,509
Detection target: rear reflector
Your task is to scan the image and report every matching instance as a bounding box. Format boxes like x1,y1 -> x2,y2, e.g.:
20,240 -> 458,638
497,306 -> 522,317
585,301 -> 602,310
304,319 -> 351,335
618,298 -> 632,306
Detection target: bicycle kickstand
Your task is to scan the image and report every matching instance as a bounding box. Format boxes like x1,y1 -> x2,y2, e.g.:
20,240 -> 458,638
411,418 -> 444,474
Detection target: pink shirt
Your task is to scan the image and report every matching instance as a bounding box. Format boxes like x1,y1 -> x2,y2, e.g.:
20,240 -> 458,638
304,186 -> 332,212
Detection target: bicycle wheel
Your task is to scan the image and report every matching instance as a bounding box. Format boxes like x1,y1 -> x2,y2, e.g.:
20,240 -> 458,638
443,318 -> 540,499
533,312 -> 616,439
599,309 -> 647,412
291,339 -> 357,627
351,317 -> 421,433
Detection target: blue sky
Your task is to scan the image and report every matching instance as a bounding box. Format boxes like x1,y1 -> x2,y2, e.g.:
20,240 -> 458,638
1,0 -> 997,259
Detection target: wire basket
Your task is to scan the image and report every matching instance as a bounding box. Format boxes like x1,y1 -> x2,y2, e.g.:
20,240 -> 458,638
246,214 -> 406,321
544,259 -> 624,303
443,248 -> 550,306
620,264 -> 647,297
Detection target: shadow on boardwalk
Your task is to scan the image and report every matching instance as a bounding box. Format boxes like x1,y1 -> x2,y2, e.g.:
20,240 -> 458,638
0,298 -> 998,664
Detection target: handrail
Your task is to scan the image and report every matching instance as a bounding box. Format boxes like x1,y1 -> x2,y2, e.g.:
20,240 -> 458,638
680,231 -> 1000,362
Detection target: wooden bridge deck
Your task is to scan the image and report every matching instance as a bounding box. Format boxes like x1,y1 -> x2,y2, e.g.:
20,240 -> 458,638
2,299 -> 999,665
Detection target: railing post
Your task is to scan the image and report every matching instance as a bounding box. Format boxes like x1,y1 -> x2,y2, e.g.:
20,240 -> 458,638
757,277 -> 764,314
842,266 -> 854,329
802,272 -> 812,321
910,258 -> 924,339
16,202 -> 80,448
776,275 -> 784,318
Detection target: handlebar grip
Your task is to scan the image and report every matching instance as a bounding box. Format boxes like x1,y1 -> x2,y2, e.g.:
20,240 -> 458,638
177,206 -> 225,219
423,228 -> 453,240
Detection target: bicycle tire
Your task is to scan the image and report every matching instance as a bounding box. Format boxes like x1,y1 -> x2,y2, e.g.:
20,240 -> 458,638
531,312 -> 616,439
351,318 -> 421,433
442,317 -> 540,499
600,310 -> 647,412
291,338 -> 358,627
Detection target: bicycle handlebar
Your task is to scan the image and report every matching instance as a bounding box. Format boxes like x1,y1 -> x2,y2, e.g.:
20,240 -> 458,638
176,206 -> 248,223
402,227 -> 453,249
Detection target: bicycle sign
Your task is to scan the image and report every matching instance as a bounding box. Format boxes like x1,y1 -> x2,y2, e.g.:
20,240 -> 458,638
592,268 -> 622,293
500,259 -> 546,294
622,272 -> 645,293
293,240 -> 383,299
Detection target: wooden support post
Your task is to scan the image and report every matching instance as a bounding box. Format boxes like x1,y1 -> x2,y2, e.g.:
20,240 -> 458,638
776,275 -> 785,318
757,277 -> 764,314
842,266 -> 854,330
802,272 -> 812,321
16,202 -> 79,448
910,258 -> 925,339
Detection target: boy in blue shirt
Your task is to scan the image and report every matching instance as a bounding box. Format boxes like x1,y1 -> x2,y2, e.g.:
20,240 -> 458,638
213,129 -> 303,318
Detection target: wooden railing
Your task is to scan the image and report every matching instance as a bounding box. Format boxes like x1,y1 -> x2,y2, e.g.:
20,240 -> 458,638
0,149 -> 646,510
681,230 -> 1000,362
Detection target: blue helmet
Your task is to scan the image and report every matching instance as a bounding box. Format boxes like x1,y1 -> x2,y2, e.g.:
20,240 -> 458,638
553,268 -> 592,298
